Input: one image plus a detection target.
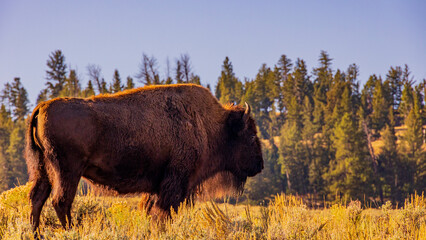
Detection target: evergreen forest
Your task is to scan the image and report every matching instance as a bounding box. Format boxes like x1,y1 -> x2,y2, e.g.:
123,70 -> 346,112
1,50 -> 425,206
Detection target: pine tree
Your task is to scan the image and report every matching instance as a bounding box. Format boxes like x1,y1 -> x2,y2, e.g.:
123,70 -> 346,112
1,83 -> 12,110
386,66 -> 403,125
282,74 -> 295,112
190,74 -> 201,85
278,96 -> 308,194
125,76 -> 135,90
6,120 -> 28,187
0,80 -> 30,190
268,69 -> 282,137
0,144 -> 8,191
0,104 -> 11,127
321,69 -> 348,176
0,104 -> 12,191
379,122 -> 404,203
346,64 -> 361,112
292,59 -> 312,104
360,75 -> 380,129
100,78 -> 109,94
45,50 -> 67,98
1,78 -> 30,121
241,79 -> 256,111
340,85 -> 353,118
60,69 -> 81,97
83,80 -> 96,97
325,69 -> 346,129
281,59 -> 311,112
257,65 -> 276,113
165,57 -> 173,85
276,54 -> 293,115
165,77 -> 173,85
422,79 -> 426,122
36,89 -> 49,104
371,78 -> 389,132
324,113 -> 373,199
313,51 -> 333,90
402,86 -> 425,193
112,69 -> 123,93
175,60 -> 183,84
402,65 -> 415,86
399,81 -> 414,122
215,57 -> 243,104
12,79 -> 29,121
403,87 -> 423,158
386,66 -> 403,109
303,96 -> 325,195
313,51 -> 333,129
250,64 -> 277,139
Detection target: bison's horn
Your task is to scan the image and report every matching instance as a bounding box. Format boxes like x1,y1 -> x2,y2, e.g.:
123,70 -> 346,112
243,102 -> 251,123
244,102 -> 251,115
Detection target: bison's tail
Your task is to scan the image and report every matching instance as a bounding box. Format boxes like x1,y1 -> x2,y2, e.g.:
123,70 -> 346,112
25,103 -> 45,182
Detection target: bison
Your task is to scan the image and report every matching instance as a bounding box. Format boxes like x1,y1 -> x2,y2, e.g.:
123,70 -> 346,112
26,84 -> 263,231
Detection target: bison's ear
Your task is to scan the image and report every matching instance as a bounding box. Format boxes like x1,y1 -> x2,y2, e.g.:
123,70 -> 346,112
226,110 -> 245,136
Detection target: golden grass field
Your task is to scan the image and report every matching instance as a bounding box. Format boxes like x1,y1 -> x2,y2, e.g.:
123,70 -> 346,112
0,182 -> 425,240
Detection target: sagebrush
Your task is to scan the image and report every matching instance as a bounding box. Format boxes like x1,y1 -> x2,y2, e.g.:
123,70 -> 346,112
0,182 -> 425,239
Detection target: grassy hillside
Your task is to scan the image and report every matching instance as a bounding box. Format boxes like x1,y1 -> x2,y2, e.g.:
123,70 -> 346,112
0,183 -> 425,239
372,125 -> 426,155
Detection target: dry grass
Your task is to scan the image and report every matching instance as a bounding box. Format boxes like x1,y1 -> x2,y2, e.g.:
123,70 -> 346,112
0,182 -> 425,239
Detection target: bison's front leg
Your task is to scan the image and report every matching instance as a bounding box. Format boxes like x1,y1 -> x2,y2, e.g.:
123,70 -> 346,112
139,193 -> 157,213
152,169 -> 189,218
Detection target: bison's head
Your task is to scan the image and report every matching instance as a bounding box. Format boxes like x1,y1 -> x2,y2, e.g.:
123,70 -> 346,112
225,103 -> 263,181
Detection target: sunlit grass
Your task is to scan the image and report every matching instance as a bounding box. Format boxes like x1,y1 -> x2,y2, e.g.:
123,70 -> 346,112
0,182 -> 425,239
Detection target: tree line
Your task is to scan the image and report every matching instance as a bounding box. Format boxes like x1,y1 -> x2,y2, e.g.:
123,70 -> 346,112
0,50 -> 425,205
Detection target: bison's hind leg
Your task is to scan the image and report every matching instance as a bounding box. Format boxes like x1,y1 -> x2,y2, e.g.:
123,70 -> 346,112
29,169 -> 52,232
49,153 -> 85,230
51,171 -> 81,229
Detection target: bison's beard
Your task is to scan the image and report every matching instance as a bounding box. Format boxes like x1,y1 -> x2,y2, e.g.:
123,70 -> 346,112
196,171 -> 246,200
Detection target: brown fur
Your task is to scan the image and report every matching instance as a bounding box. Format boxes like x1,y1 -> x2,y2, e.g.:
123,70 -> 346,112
25,84 -> 263,231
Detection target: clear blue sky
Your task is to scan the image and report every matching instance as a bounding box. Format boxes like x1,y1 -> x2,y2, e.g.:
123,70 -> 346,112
1,0 -> 425,106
